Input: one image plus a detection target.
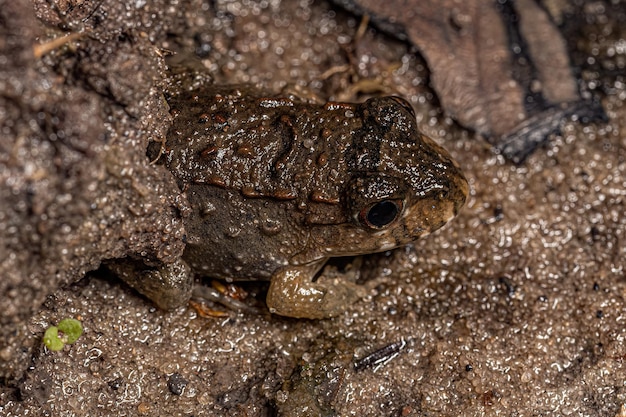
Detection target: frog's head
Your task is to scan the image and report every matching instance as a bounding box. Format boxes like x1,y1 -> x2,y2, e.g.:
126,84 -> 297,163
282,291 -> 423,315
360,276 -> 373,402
309,96 -> 468,257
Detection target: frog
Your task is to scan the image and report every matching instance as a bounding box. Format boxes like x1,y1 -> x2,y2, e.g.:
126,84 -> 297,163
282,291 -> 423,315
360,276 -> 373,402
113,84 -> 468,319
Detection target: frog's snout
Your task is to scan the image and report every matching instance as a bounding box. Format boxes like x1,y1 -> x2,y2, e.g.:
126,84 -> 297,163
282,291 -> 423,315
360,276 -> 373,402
413,160 -> 468,237
450,169 -> 469,217
437,146 -> 469,220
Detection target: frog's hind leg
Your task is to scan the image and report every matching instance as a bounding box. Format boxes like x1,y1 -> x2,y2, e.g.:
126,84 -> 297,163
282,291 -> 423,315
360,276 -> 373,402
106,258 -> 193,310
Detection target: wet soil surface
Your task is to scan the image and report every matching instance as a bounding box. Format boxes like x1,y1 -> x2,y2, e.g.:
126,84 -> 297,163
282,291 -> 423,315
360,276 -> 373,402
1,0 -> 625,416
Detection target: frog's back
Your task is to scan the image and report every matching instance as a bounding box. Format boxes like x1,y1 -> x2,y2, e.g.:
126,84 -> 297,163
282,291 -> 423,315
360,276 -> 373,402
164,86 -> 362,204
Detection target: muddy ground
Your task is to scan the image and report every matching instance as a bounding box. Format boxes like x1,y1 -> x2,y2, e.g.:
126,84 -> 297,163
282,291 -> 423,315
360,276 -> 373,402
1,0 -> 626,416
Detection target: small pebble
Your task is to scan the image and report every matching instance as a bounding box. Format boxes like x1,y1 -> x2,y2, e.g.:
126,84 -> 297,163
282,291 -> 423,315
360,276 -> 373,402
168,372 -> 188,395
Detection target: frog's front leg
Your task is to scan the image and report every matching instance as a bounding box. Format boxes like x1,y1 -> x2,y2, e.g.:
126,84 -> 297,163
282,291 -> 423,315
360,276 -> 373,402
266,259 -> 368,319
107,258 -> 193,310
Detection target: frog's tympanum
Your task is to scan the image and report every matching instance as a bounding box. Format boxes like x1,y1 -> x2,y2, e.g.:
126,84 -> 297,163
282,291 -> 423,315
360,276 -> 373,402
119,86 -> 468,319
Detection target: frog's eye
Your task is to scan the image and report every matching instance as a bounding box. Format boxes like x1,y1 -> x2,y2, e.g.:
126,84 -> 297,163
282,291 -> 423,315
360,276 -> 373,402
359,200 -> 403,229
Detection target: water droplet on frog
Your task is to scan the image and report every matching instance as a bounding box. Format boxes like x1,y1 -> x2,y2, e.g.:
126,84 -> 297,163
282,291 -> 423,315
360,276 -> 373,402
260,219 -> 282,236
200,202 -> 217,217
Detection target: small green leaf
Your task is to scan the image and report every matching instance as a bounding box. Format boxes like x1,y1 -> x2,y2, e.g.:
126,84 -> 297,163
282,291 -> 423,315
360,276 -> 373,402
43,326 -> 64,351
57,318 -> 83,344
43,318 -> 83,351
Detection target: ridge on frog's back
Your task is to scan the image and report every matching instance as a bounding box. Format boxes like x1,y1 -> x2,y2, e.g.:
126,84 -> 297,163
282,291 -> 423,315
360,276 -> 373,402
128,84 -> 468,318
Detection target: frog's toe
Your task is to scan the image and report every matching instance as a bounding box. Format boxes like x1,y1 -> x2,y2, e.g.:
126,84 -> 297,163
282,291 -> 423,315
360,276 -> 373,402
191,284 -> 259,315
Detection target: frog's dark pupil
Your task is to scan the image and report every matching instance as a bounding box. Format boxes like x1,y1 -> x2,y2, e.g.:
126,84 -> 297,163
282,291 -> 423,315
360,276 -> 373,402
367,200 -> 399,228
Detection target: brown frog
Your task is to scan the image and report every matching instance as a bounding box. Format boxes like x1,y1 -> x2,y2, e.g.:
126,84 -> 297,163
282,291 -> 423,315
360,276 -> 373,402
115,85 -> 468,319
